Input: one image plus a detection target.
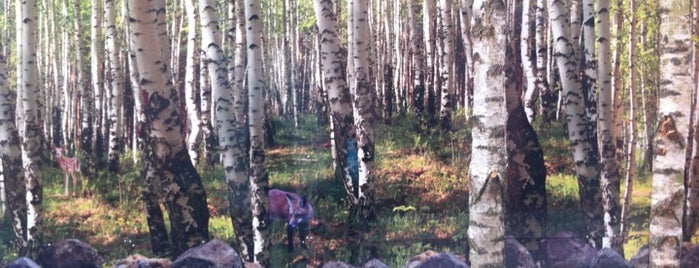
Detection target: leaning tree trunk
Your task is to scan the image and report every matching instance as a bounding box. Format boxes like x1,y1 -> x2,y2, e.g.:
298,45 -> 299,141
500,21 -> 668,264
549,0 -> 604,248
127,0 -> 210,257
468,0 -> 508,266
649,0 -> 692,265
312,0 -> 359,206
245,0 -> 269,264
18,0 -> 44,254
0,45 -> 28,251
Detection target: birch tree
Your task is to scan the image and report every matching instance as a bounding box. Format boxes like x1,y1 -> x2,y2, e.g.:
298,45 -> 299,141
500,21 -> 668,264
223,0 -> 253,261
184,0 -> 201,166
245,0 -> 270,264
349,0 -> 376,222
0,43 -> 27,251
18,0 -> 44,253
549,0 -> 603,247
468,0 -> 508,266
127,0 -> 210,257
649,0 -> 692,265
106,0 -> 123,172
437,0 -> 454,130
312,0 -> 359,208
90,0 -> 103,158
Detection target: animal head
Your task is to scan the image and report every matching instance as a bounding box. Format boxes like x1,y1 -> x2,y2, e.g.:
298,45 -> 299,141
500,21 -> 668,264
285,193 -> 313,227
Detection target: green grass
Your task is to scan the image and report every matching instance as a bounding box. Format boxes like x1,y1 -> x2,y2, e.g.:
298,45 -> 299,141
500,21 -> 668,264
0,112 -> 655,265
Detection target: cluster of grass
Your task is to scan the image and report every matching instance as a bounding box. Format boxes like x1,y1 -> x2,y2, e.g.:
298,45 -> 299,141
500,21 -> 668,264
0,111 -> 655,265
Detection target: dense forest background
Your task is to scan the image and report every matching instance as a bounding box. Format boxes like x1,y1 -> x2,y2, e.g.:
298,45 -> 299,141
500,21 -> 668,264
0,0 -> 696,266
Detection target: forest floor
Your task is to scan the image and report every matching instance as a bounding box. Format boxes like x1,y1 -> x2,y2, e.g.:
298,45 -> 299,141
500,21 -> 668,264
0,112 -> 653,266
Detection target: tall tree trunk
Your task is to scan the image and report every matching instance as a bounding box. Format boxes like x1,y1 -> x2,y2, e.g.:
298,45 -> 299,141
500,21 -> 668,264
0,44 -> 28,251
534,0 -> 552,123
437,0 -> 454,131
684,0 -> 699,243
245,0 -> 269,264
226,0 -> 253,261
128,0 -> 210,257
469,0 -> 508,266
90,0 -> 103,162
596,0 -> 621,252
106,0 -> 123,173
349,0 -> 376,206
619,0 -> 637,250
423,0 -> 437,121
521,0 -> 537,123
18,0 -> 44,254
184,0 -> 201,166
460,0 -> 474,118
410,0 -> 426,131
649,0 -> 692,265
549,0 -> 604,248
312,0 -> 359,208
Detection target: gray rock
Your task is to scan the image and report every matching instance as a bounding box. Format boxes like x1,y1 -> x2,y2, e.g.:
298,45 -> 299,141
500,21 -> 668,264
505,236 -> 537,268
539,231 -> 596,268
5,257 -> 40,268
322,261 -> 357,268
171,239 -> 244,268
362,258 -> 389,268
413,252 -> 469,268
589,248 -> 631,268
38,238 -> 103,268
629,245 -> 648,268
681,243 -> 699,268
112,254 -> 172,268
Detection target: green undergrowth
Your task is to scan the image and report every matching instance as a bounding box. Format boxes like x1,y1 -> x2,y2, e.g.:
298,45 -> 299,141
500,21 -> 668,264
0,112 -> 655,265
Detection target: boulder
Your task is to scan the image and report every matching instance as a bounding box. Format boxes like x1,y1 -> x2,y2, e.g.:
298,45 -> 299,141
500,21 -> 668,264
5,257 -> 40,268
589,248 -> 631,268
629,245 -> 649,268
505,236 -> 537,268
407,251 -> 469,268
171,239 -> 244,268
37,238 -> 103,268
322,261 -> 356,268
539,231 -> 596,268
362,258 -> 389,268
112,254 -> 172,268
681,243 -> 699,268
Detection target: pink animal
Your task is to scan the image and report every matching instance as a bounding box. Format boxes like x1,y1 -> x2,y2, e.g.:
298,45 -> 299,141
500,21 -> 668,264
54,146 -> 82,196
267,188 -> 314,251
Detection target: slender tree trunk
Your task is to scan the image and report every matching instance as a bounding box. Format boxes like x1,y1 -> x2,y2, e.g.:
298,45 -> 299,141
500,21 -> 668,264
437,0 -> 454,130
106,0 -> 123,173
424,0 -> 437,121
649,0 -> 692,265
245,0 -> 269,264
596,0 -> 622,252
469,0 -> 508,266
521,0 -> 538,123
460,0 -> 474,118
0,44 -> 28,251
184,0 -> 201,166
312,0 -> 359,207
685,0 -> 699,242
410,0 -> 426,131
90,0 -> 103,162
549,0 -> 604,248
128,0 -> 210,257
226,0 -> 253,260
534,0 -> 552,123
619,0 -> 637,250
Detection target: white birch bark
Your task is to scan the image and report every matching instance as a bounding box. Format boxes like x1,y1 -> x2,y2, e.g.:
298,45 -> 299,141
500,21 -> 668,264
437,0 -> 454,130
313,0 -> 359,205
521,0 -> 537,123
469,0 -> 508,265
106,0 -> 123,171
18,0 -> 43,250
184,0 -> 201,166
649,0 -> 692,266
596,0 -> 621,252
0,43 -> 28,249
245,0 -> 269,264
91,0 -> 103,155
350,0 -> 376,217
549,0 -> 604,247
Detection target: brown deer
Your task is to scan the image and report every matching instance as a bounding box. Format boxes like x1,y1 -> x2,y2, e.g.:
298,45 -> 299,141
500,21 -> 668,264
54,146 -> 82,196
